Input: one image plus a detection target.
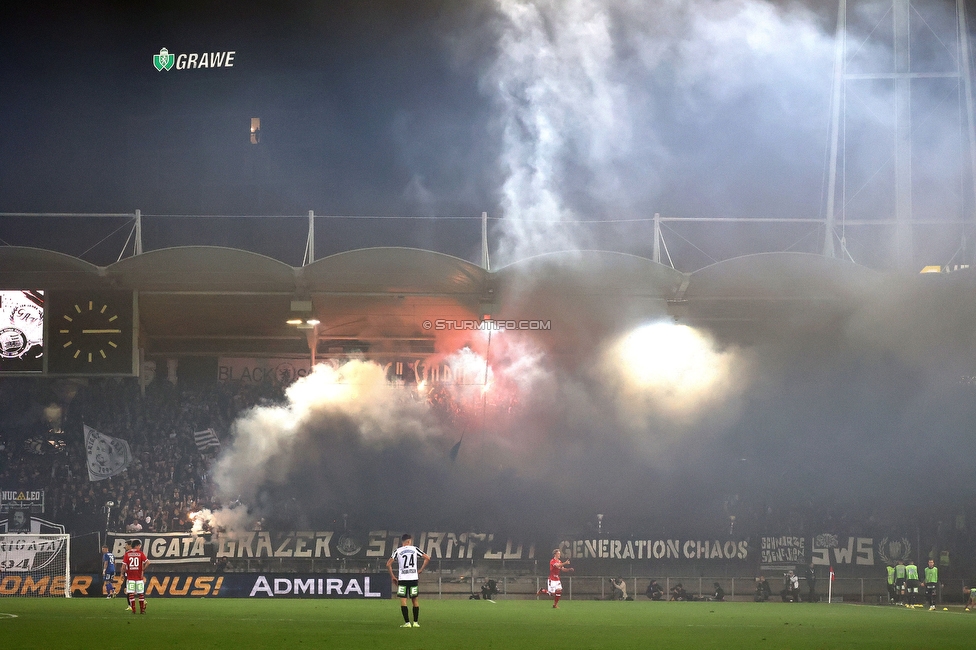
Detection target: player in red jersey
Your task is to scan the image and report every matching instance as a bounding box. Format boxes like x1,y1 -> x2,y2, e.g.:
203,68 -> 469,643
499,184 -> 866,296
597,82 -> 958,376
122,539 -> 150,614
537,548 -> 573,608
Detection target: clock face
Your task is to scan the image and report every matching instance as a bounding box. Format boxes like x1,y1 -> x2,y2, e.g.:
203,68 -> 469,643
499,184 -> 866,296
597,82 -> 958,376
47,291 -> 134,375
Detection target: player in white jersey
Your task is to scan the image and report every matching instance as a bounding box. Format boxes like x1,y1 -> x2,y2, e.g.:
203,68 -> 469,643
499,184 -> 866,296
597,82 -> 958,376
387,533 -> 430,628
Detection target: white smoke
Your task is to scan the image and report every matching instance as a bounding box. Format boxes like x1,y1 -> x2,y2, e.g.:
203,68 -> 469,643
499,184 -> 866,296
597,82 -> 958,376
484,0 -> 844,264
208,360 -> 438,529
489,0 -> 640,262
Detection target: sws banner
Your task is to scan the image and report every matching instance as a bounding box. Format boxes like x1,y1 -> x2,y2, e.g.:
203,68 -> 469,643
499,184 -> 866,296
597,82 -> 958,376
73,573 -> 391,598
759,533 -> 879,570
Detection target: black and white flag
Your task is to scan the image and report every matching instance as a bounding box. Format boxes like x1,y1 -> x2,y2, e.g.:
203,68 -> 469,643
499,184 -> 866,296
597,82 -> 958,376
193,428 -> 221,453
84,424 -> 132,481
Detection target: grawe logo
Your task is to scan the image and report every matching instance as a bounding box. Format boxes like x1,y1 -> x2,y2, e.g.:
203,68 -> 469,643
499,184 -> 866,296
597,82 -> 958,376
152,47 -> 236,71
153,48 -> 174,71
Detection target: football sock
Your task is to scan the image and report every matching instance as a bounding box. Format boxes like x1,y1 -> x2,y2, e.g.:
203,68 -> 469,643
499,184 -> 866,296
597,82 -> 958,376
401,606 -> 410,623
139,595 -> 146,612
128,595 -> 135,611
413,606 -> 419,622
553,594 -> 560,606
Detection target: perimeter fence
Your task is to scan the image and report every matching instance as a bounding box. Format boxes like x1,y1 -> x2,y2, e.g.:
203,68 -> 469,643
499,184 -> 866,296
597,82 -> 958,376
424,574 -> 968,605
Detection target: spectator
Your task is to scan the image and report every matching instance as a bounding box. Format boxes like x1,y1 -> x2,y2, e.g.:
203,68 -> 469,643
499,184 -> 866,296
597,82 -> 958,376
804,563 -> 817,603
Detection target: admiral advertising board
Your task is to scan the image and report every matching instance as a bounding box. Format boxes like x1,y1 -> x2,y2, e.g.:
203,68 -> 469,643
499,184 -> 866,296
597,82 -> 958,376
0,573 -> 390,599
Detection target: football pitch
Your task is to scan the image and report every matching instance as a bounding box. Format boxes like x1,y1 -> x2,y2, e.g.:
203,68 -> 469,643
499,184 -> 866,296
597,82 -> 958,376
1,598 -> 974,649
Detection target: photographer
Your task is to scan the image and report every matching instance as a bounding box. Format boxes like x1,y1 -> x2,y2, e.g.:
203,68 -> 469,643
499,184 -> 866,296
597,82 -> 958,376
755,576 -> 772,602
609,577 -> 628,601
646,579 -> 664,601
480,578 -> 498,601
669,582 -> 688,601
782,571 -> 800,602
712,582 -> 725,602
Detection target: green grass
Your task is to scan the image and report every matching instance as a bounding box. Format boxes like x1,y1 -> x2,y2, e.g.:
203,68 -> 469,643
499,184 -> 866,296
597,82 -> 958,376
0,598 -> 974,649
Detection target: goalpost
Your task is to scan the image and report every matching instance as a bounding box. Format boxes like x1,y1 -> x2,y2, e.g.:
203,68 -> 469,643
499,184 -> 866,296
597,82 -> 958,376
0,534 -> 71,597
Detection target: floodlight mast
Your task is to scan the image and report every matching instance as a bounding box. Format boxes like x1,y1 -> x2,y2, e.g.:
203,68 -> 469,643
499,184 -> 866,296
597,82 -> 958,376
959,0 -> 976,222
824,0 -> 976,271
481,211 -> 490,271
823,0 -> 846,260
134,209 -> 143,255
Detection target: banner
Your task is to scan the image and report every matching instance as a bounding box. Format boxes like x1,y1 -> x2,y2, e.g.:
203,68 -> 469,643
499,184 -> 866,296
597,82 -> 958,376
0,489 -> 45,514
0,289 -> 44,373
41,573 -> 391,598
759,535 -> 806,569
225,573 -> 390,598
216,530 -> 536,561
217,357 -> 311,384
193,428 -> 220,453
760,533 -> 881,571
0,535 -> 66,572
108,530 -> 537,563
84,425 -> 132,481
217,355 -> 493,386
107,532 -> 211,565
560,538 -> 750,562
810,533 -> 874,567
0,516 -> 64,535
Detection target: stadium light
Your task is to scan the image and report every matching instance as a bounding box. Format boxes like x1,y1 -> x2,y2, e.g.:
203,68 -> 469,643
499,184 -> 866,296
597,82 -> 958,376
287,298 -> 317,328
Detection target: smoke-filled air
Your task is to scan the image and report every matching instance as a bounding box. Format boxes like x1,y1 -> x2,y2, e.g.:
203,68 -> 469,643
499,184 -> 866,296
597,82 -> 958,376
191,0 -> 976,541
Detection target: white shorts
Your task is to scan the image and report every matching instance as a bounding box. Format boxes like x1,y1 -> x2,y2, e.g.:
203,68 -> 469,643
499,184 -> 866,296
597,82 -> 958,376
547,579 -> 562,594
126,579 -> 145,595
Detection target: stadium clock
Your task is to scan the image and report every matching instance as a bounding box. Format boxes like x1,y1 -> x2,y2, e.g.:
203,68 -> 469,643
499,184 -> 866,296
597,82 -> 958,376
47,291 -> 135,375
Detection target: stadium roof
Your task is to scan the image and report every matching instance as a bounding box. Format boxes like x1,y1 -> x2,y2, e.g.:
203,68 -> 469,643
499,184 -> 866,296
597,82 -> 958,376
0,245 -> 947,359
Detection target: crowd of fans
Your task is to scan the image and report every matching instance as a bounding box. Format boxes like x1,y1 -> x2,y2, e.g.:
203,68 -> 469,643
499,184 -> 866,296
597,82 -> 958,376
0,376 -> 283,534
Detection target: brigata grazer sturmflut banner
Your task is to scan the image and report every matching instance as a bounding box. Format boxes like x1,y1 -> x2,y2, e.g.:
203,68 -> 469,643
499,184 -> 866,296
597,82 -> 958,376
107,530 -> 538,564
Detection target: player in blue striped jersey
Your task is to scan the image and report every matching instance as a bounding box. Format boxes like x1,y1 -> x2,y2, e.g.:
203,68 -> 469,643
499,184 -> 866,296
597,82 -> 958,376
101,546 -> 116,598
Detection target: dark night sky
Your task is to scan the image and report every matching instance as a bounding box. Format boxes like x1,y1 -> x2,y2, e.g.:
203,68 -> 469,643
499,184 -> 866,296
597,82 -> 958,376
1,1 -> 498,262
1,0 -> 973,268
